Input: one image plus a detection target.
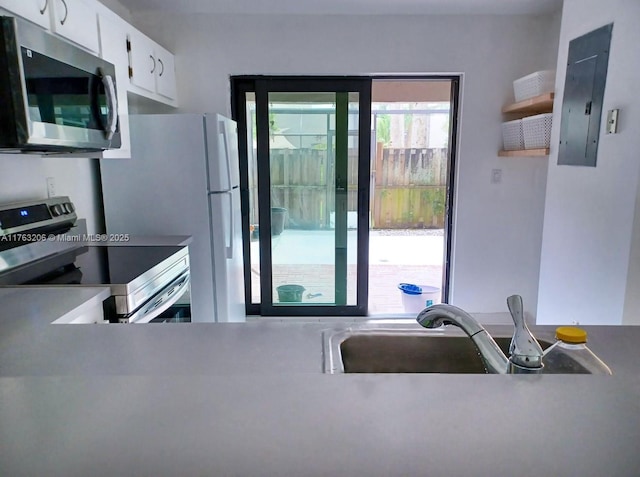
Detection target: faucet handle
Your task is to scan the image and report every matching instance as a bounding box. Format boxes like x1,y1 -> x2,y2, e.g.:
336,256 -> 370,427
507,295 -> 543,368
507,295 -> 526,327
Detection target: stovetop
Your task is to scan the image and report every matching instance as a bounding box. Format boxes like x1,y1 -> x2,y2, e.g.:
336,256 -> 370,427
0,242 -> 188,286
15,245 -> 186,286
54,245 -> 188,286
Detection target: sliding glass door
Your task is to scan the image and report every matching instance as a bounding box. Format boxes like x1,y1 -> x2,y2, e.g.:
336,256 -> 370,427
234,77 -> 372,315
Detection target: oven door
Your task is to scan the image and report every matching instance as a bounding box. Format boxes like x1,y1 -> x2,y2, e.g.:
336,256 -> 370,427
125,271 -> 190,324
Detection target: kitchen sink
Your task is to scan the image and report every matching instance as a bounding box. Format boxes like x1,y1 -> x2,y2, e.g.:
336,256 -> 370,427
323,325 -> 568,374
340,335 -> 526,373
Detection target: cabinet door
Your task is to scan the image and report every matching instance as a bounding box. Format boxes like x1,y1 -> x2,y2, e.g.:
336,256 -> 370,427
50,0 -> 99,53
155,43 -> 177,100
0,0 -> 51,29
127,30 -> 156,93
99,13 -> 131,158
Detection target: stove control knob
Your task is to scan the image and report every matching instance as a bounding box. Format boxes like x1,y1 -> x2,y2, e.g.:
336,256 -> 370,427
64,202 -> 75,214
50,204 -> 64,217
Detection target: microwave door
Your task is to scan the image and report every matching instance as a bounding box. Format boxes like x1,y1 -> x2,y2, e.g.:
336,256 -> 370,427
21,49 -> 101,145
0,16 -> 122,152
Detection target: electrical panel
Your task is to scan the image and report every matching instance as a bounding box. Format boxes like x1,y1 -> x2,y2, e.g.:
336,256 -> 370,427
558,24 -> 613,167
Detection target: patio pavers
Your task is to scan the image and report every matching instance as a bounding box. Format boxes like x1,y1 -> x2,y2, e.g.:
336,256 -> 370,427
252,263 -> 442,315
250,229 -> 444,315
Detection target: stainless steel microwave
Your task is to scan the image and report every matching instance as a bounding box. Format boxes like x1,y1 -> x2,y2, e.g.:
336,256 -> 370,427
0,16 -> 121,153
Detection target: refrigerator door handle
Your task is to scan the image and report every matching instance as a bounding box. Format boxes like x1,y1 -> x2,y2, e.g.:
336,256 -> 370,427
219,119 -> 233,191
225,191 -> 234,259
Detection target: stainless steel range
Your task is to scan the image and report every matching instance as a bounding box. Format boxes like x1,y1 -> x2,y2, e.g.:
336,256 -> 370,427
0,197 -> 190,323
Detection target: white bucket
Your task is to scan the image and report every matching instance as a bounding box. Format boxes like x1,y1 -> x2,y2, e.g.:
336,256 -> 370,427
399,285 -> 441,313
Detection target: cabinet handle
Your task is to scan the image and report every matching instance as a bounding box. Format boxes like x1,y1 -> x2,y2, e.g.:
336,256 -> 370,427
158,58 -> 164,77
59,0 -> 68,25
39,0 -> 49,15
150,55 -> 156,74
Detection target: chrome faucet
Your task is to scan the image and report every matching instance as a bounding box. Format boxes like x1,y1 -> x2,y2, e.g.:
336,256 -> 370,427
416,295 -> 544,374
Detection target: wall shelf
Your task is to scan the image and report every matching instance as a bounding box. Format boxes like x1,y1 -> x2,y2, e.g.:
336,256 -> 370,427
502,93 -> 554,114
499,148 -> 550,157
500,91 -> 554,156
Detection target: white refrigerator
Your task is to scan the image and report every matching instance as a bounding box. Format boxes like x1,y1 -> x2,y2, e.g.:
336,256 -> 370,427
100,114 -> 245,322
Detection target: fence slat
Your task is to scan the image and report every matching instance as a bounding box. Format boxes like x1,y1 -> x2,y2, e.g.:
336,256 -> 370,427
251,147 -> 449,229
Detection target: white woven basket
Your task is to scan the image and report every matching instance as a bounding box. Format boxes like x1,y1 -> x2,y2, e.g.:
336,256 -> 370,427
513,70 -> 555,102
501,119 -> 524,151
522,113 -> 553,149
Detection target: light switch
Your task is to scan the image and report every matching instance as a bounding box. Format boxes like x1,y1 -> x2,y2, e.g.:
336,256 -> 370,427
491,169 -> 502,184
606,109 -> 619,134
46,177 -> 56,198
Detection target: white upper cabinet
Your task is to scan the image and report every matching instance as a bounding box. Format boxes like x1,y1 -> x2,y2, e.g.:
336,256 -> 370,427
154,43 -> 176,100
0,0 -> 50,29
127,29 -> 157,93
98,12 -> 131,158
127,27 -> 178,103
49,0 -> 99,53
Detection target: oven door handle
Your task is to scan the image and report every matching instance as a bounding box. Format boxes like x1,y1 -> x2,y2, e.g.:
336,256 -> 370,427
128,271 -> 190,324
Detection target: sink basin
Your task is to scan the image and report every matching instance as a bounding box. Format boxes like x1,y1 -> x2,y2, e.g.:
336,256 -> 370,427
340,335 -> 524,373
323,326 -> 561,374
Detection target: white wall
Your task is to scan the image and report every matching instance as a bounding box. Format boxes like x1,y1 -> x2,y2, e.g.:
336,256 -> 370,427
537,0 -> 640,325
130,12 -> 560,317
624,182 -> 640,325
0,155 -> 104,234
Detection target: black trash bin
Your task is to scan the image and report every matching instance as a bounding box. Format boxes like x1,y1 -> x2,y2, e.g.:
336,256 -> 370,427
271,207 -> 287,236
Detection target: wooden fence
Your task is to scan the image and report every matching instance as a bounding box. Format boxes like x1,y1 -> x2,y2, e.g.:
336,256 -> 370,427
248,144 -> 448,229
372,144 -> 448,228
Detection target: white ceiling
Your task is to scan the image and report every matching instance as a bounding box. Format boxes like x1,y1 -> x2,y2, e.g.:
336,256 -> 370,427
114,0 -> 563,16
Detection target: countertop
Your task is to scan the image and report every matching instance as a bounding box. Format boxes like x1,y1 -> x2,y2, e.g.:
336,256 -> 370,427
91,234 -> 193,247
50,220 -> 193,247
1,288 -> 639,476
0,287 -> 110,325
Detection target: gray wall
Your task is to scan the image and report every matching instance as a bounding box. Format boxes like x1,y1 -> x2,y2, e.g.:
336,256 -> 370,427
131,11 -> 561,317
97,0 -> 133,22
0,155 -> 104,234
537,0 -> 640,325
625,179 -> 640,325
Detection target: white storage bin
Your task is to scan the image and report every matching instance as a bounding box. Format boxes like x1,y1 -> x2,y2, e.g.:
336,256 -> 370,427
501,119 -> 524,151
398,284 -> 441,313
513,70 -> 555,102
522,113 -> 553,149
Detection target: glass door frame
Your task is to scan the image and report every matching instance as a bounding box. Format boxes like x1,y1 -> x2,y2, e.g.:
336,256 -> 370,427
232,75 -> 460,316
369,75 -> 460,304
232,76 -> 372,316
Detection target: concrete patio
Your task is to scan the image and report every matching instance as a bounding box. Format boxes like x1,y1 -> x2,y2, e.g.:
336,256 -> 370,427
250,229 -> 445,314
